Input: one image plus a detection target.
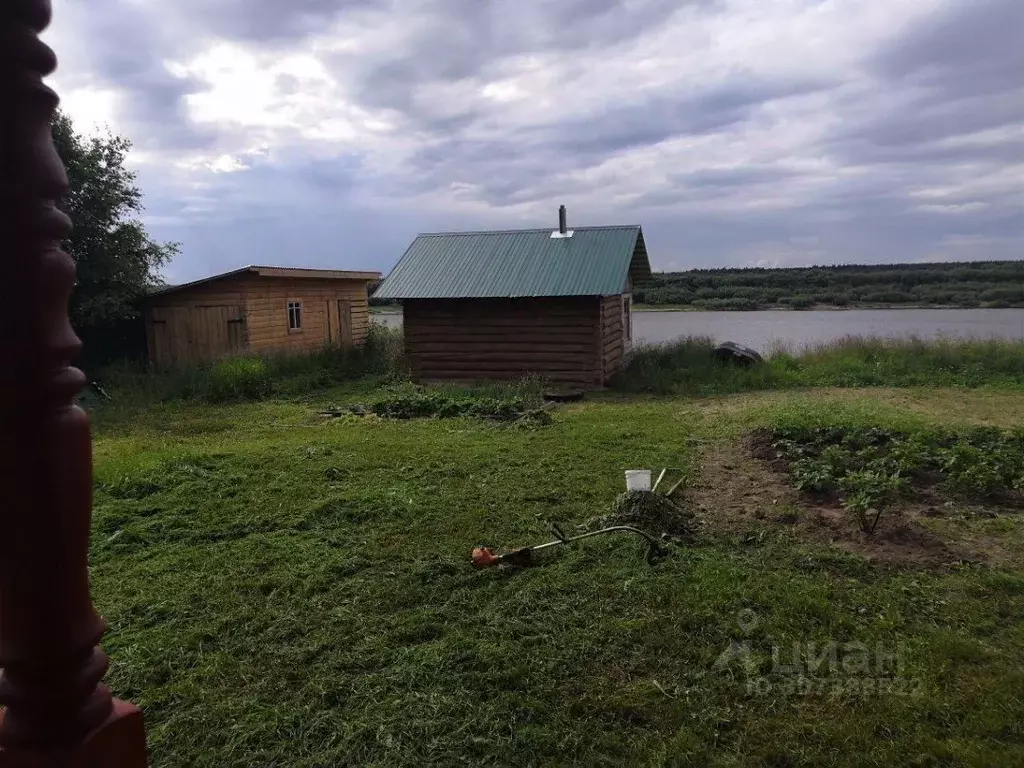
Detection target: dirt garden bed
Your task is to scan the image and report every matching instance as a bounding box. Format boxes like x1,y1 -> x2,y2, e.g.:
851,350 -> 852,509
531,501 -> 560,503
688,427 -> 1022,569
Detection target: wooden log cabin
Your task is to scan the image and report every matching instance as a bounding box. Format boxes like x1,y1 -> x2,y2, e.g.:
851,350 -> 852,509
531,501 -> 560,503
143,266 -> 381,367
375,208 -> 652,388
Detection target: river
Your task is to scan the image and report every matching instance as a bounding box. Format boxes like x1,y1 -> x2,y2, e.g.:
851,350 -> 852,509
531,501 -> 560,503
372,308 -> 1024,353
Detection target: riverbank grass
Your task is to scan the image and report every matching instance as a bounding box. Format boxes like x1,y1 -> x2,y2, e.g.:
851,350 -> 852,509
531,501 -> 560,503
94,334 -> 1024,410
610,336 -> 1024,395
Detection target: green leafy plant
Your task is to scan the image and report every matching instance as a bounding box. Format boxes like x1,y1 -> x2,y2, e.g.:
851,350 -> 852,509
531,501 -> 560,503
767,426 -> 1023,534
840,466 -> 909,534
362,384 -> 541,423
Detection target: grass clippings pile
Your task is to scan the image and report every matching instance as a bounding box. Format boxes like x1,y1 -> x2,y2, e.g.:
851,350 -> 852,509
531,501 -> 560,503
322,383 -> 553,425
598,489 -> 698,541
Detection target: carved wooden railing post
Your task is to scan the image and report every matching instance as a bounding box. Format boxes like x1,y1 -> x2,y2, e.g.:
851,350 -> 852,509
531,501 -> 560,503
0,1 -> 147,764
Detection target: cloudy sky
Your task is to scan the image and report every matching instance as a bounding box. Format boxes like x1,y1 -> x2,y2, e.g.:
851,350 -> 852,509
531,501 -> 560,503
46,0 -> 1022,281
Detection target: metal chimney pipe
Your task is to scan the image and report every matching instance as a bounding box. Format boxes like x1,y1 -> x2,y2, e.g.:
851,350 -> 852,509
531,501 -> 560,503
558,204 -> 567,234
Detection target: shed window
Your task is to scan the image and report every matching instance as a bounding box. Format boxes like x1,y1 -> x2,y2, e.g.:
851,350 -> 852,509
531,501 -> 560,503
287,300 -> 302,330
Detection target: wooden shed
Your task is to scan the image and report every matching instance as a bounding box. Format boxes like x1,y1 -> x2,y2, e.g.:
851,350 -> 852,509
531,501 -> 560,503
374,209 -> 651,388
143,266 -> 381,367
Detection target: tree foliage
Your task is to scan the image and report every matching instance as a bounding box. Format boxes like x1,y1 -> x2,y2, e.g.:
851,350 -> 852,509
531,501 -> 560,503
635,261 -> 1024,310
52,111 -> 178,332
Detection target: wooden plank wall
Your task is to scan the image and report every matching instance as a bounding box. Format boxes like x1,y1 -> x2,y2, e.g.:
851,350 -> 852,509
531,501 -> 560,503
144,279 -> 249,367
404,297 -> 603,387
600,294 -> 625,382
143,275 -> 374,366
242,278 -> 371,354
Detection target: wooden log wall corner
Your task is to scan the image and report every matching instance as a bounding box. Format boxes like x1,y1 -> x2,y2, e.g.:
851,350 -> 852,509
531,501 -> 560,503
0,0 -> 148,764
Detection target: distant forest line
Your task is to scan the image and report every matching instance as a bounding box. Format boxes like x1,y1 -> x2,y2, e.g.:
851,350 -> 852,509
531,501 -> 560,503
368,260 -> 1024,310
634,260 -> 1024,310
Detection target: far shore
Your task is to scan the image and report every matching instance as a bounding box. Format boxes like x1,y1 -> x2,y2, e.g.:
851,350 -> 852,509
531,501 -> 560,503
370,303 -> 1021,314
633,303 -> 1022,312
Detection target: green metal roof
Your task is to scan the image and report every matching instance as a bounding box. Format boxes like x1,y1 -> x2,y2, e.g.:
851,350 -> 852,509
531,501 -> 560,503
374,225 -> 651,300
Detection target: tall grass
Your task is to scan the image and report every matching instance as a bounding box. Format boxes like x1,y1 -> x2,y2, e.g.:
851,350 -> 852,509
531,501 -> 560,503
96,325 -> 405,406
610,335 -> 1024,395
95,331 -> 1024,406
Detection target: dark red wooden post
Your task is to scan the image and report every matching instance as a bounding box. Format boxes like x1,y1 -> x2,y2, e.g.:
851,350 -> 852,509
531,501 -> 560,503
0,1 -> 148,765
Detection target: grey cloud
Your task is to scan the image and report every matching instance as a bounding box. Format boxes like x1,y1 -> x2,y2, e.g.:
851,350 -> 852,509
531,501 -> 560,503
874,0 -> 1023,95
547,79 -> 835,159
674,167 -> 802,190
274,74 -> 303,97
808,0 -> 1024,232
350,0 -> 688,114
175,0 -> 381,44
273,155 -> 363,194
629,167 -> 808,209
840,0 -> 1024,167
67,0 -> 219,153
861,94 -> 1023,149
401,77 -> 835,208
495,0 -> 689,54
112,68 -> 217,153
835,86 -> 1024,167
841,128 -> 1024,167
49,0 -> 1024,280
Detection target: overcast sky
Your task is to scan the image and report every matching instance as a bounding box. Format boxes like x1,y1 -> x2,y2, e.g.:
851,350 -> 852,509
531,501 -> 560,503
46,0 -> 1022,281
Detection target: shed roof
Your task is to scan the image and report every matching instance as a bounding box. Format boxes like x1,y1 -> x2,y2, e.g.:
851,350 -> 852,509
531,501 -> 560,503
146,265 -> 382,299
373,225 -> 651,300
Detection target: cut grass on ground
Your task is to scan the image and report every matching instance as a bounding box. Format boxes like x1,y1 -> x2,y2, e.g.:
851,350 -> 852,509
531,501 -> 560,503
90,386 -> 1024,767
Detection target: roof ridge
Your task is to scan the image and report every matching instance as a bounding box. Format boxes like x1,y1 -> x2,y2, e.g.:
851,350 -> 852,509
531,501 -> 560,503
249,265 -> 380,274
145,265 -> 381,299
375,225 -> 650,300
416,224 -> 641,237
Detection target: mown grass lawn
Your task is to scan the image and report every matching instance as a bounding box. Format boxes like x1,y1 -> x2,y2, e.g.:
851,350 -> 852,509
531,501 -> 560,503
90,387 -> 1024,767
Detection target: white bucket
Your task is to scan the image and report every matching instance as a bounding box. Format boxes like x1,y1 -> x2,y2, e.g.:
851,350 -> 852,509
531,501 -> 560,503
625,469 -> 652,492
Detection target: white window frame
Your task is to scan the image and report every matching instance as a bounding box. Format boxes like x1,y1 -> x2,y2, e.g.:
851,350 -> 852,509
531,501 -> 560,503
287,300 -> 302,331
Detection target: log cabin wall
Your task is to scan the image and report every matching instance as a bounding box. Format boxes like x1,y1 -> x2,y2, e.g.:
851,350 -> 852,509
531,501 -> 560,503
144,275 -> 373,367
404,297 -> 604,387
600,294 -> 626,381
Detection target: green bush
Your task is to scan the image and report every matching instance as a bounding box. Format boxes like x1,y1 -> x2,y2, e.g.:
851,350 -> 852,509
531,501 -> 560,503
693,297 -> 761,311
786,295 -> 816,309
206,358 -> 272,403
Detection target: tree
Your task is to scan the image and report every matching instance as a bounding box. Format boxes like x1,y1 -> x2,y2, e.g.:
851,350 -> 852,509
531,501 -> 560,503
51,112 -> 178,360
